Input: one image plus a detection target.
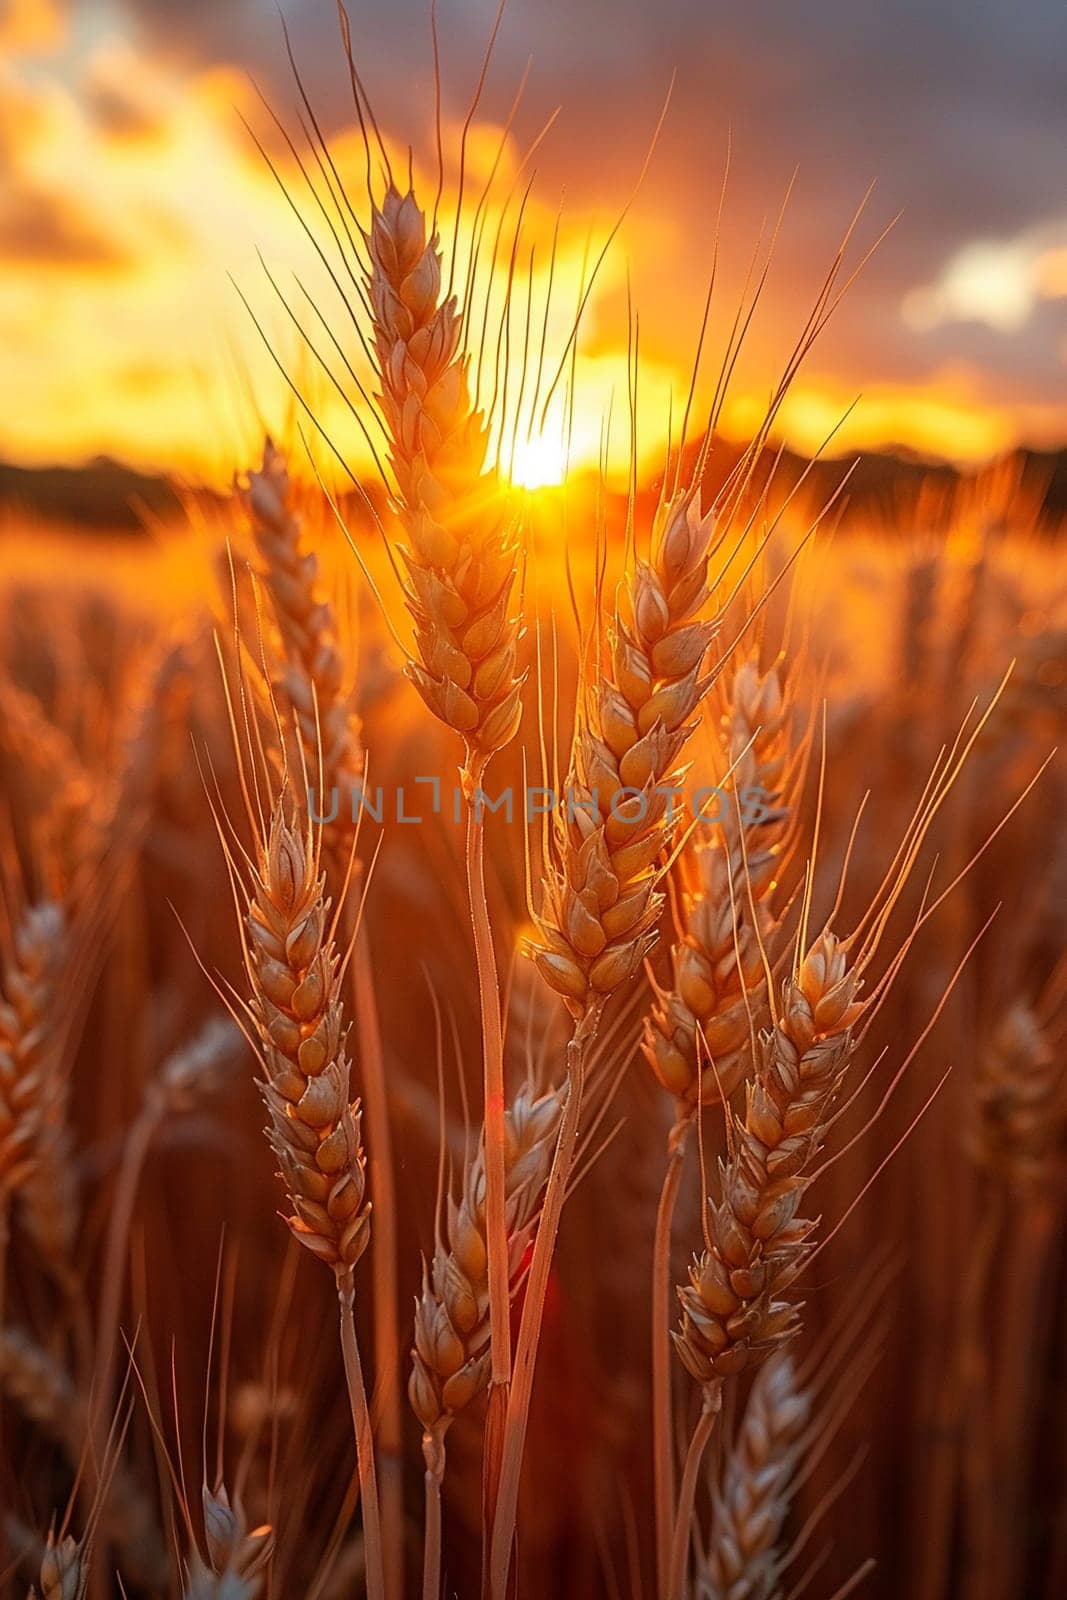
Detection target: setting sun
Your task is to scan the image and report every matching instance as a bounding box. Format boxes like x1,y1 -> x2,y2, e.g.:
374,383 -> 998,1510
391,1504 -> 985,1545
509,431 -> 570,489
0,7 -> 1065,1599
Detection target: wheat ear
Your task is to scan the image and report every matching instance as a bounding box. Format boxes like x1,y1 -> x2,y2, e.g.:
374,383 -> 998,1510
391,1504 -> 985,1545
646,656 -> 796,1592
490,490 -> 729,1598
532,491 -> 723,1012
675,932 -> 865,1386
241,439 -> 403,1586
183,1482 -> 274,1600
664,932 -> 866,1600
93,1018 -> 241,1482
697,1352 -> 810,1600
239,439 -> 365,814
366,184 -> 524,761
0,679 -> 104,892
29,1531 -> 86,1600
0,1328 -> 165,1588
644,657 -> 794,1111
409,1085 -> 563,1600
968,1000 -> 1066,1192
958,997 -> 1065,1596
366,181 -> 524,1484
238,797 -> 383,1600
0,905 -> 64,1194
244,805 -> 370,1271
0,902 -> 67,1304
672,678 -> 1007,1597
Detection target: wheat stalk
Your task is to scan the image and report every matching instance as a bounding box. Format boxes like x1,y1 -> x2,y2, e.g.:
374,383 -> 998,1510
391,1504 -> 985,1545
697,1353 -> 810,1600
235,794 -> 384,1600
240,437 -> 403,1585
665,931 -> 866,1600
365,180 -> 525,1490
489,490 -> 730,1597
0,1328 -> 166,1589
410,1085 -> 562,1600
645,656 -> 796,1591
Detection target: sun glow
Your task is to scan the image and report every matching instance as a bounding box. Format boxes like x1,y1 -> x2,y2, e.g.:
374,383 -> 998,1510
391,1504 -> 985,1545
509,431 -> 569,490
0,19 -> 1059,485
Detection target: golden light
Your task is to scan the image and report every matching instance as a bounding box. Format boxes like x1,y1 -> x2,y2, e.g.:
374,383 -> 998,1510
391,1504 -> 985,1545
2,13 -> 1062,485
902,233 -> 1067,334
1036,245 -> 1067,298
508,431 -> 570,490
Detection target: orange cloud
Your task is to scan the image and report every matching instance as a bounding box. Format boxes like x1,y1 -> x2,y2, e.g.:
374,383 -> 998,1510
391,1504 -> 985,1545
0,0 -> 63,53
724,368 -> 1067,465
0,10 -> 1062,484
0,181 -> 132,268
0,65 -> 55,162
82,49 -> 170,143
904,222 -> 1067,333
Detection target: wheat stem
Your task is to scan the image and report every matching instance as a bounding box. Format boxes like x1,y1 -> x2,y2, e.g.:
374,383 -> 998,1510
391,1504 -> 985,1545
421,1428 -> 446,1600
463,757 -> 512,1495
349,908 -> 403,1592
0,1203 -> 7,1476
960,1197 -> 1002,1600
992,1193 -> 1060,1597
667,1383 -> 721,1600
488,996 -> 603,1598
93,1103 -> 157,1439
654,1113 -> 692,1599
0,1201 -> 8,1330
338,1271 -> 386,1600
95,1019 -> 239,1449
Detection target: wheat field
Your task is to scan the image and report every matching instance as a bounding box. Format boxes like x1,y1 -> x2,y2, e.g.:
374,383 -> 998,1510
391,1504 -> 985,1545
0,14 -> 1065,1600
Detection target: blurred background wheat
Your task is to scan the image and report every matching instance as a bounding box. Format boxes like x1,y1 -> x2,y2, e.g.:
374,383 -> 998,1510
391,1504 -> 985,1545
0,3 -> 1065,1598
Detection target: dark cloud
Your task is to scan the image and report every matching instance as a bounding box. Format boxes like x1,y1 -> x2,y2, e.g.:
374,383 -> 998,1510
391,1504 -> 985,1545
110,0 -> 1067,431
0,183 -> 132,268
115,0 -> 263,67
84,75 -> 168,141
112,1 -> 1067,253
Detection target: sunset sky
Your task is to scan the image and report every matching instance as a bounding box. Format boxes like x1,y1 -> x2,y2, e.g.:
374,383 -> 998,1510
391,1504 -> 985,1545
2,0 -> 1066,484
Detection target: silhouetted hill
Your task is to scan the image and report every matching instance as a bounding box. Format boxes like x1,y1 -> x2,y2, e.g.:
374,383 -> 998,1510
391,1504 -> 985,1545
666,440 -> 1067,528
1,446 -> 1064,535
0,455 -> 183,531
793,445 -> 1067,530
